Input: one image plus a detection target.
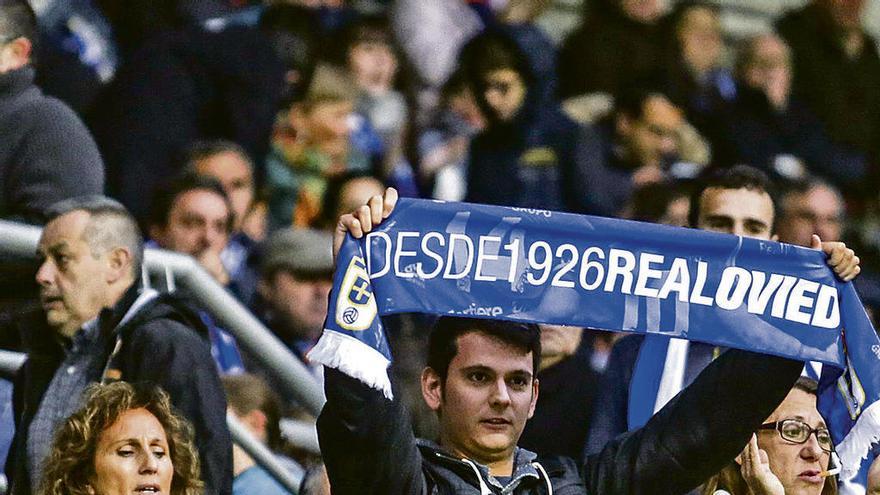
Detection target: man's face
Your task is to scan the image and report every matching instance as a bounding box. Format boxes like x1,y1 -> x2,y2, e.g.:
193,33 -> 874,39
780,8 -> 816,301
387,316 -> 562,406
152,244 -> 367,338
619,96 -> 683,169
152,189 -> 230,257
777,186 -> 844,247
36,211 -> 112,337
425,332 -> 538,467
743,36 -> 791,98
194,152 -> 254,233
677,6 -> 722,75
661,196 -> 691,227
482,69 -> 526,123
620,0 -> 664,24
821,0 -> 865,30
756,389 -> 831,495
697,187 -> 775,240
348,40 -> 398,94
305,101 -> 353,157
260,270 -> 332,343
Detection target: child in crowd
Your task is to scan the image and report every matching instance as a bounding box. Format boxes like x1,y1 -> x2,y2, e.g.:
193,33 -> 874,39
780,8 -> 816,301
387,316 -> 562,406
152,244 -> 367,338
264,65 -> 375,230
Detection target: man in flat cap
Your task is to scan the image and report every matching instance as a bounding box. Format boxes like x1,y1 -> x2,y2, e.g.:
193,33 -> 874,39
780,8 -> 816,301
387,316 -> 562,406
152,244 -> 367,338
256,228 -> 335,374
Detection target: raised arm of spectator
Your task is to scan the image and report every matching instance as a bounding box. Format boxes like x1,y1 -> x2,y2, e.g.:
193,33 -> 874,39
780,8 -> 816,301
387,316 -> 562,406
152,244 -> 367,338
812,234 -> 860,282
320,187 -> 430,494
583,349 -> 803,494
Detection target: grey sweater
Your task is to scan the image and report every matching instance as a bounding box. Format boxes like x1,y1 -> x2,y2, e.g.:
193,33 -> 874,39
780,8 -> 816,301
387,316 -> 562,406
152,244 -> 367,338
0,67 -> 103,223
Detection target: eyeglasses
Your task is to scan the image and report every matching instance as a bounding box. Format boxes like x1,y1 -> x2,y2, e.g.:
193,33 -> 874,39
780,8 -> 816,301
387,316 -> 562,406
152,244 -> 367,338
757,419 -> 834,453
484,80 -> 512,96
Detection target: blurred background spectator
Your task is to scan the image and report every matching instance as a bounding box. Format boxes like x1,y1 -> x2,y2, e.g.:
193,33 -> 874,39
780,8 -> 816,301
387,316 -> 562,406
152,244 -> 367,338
264,64 -> 375,230
519,324 -> 600,459
777,0 -> 880,170
0,0 -> 103,224
223,373 -> 297,495
252,228 -> 334,396
460,30 -> 593,213
656,1 -> 735,140
712,32 -> 866,186
558,0 -> 667,99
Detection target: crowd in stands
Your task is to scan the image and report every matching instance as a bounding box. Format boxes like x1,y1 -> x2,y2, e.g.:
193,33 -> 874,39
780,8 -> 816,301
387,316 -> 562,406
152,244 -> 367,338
1,0 -> 880,493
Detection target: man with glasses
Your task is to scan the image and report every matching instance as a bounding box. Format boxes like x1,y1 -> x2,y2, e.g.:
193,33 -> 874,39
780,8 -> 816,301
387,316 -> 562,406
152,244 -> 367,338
0,0 -> 103,223
776,178 -> 845,249
565,85 -> 705,218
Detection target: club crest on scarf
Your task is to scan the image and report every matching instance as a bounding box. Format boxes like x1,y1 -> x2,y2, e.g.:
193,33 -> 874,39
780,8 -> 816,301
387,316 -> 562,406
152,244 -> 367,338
335,255 -> 377,331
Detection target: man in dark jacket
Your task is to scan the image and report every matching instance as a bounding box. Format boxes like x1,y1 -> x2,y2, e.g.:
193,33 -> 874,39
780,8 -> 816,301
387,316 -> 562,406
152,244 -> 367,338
7,196 -> 232,495
576,87 -> 690,217
776,0 -> 880,164
713,33 -> 866,187
316,188 -> 806,494
0,0 -> 104,224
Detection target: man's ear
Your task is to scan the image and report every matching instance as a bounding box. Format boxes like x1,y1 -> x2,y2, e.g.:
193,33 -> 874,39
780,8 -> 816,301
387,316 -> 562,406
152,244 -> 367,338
527,378 -> 540,419
257,277 -> 272,300
106,247 -> 133,283
421,367 -> 443,412
771,233 -> 779,242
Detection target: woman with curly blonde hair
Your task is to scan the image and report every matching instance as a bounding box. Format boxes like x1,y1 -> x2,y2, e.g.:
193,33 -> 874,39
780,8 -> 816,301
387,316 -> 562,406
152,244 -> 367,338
38,381 -> 203,495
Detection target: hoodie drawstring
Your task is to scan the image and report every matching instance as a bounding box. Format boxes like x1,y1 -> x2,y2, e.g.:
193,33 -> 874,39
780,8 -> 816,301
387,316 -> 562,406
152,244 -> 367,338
531,462 -> 553,495
461,458 -> 493,495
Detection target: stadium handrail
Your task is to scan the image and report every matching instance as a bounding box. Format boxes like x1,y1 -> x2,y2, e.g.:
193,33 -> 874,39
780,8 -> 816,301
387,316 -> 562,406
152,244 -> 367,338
0,219 -> 325,415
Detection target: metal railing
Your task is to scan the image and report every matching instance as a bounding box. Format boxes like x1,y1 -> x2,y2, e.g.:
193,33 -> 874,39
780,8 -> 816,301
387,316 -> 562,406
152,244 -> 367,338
0,219 -> 327,494
228,414 -> 304,494
0,219 -> 325,416
0,352 -> 305,494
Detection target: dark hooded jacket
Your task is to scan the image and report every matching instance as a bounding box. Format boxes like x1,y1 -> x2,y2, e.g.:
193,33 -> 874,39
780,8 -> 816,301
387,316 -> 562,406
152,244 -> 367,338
7,286 -> 232,495
318,347 -> 803,494
713,84 -> 866,186
463,31 -> 595,214
0,67 -> 104,224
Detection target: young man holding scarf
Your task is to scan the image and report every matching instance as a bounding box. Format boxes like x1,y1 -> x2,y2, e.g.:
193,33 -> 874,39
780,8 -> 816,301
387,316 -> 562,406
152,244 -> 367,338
314,187 -> 837,494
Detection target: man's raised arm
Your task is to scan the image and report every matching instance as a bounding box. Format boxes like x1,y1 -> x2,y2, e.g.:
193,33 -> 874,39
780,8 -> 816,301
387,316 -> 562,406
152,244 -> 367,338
317,188 -> 428,494
584,349 -> 803,495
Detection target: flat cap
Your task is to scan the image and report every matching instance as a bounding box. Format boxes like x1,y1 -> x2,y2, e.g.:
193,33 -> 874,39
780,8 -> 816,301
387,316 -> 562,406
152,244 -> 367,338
262,228 -> 334,276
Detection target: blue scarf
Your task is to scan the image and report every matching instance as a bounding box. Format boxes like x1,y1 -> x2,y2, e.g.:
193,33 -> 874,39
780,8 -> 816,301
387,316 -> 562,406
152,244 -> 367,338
309,198 -> 880,487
